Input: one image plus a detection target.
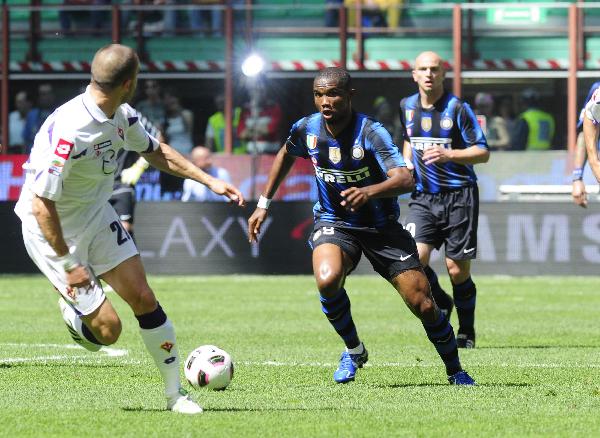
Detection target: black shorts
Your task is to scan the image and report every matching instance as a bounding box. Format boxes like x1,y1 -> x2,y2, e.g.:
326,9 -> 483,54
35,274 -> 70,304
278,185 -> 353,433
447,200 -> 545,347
405,185 -> 479,260
109,184 -> 136,224
308,221 -> 421,281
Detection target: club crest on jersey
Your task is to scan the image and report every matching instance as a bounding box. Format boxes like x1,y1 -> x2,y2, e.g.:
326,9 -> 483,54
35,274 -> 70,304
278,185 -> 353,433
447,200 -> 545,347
405,110 -> 414,122
352,146 -> 364,160
329,147 -> 341,164
440,117 -> 453,130
311,156 -> 318,164
421,117 -> 432,132
117,127 -> 124,140
160,341 -> 174,353
306,134 -> 318,150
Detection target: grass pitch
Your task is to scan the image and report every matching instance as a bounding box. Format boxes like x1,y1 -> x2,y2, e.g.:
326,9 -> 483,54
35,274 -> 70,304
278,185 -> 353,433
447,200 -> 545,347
1,275 -> 600,437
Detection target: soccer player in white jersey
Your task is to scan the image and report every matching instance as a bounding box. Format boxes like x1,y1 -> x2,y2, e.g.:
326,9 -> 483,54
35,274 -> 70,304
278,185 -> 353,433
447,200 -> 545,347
581,88 -> 600,194
14,44 -> 245,414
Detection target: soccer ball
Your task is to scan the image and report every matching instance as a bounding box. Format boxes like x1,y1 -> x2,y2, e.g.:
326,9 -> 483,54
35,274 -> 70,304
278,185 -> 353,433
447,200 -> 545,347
184,345 -> 234,390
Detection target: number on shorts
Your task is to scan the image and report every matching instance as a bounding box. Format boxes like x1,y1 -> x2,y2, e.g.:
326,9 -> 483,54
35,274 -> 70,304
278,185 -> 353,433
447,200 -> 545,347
322,227 -> 335,235
110,220 -> 131,246
404,222 -> 416,237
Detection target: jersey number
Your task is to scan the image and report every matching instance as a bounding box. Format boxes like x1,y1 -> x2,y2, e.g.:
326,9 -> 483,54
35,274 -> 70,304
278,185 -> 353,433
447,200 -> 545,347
404,222 -> 416,237
110,220 -> 131,246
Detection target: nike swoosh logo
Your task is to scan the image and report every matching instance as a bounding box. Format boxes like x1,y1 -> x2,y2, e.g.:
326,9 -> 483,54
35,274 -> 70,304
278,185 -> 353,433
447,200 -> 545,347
400,253 -> 414,261
463,248 -> 475,254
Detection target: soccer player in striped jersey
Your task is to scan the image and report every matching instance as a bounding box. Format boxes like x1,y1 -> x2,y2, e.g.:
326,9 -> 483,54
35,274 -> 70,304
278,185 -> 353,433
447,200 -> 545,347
571,81 -> 600,208
400,51 -> 490,349
248,67 -> 475,385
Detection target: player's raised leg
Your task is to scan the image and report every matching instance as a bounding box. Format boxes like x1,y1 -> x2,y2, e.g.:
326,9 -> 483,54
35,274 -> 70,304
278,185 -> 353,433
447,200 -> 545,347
101,255 -> 202,414
446,258 -> 476,349
312,242 -> 368,383
391,268 -> 475,385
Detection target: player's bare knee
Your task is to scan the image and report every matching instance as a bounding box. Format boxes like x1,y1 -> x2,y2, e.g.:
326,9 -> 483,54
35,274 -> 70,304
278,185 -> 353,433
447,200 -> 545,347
94,317 -> 122,345
315,263 -> 344,297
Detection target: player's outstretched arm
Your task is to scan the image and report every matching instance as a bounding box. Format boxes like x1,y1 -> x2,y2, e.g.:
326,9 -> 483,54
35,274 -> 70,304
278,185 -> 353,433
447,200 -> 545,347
572,131 -> 588,208
144,142 -> 245,206
31,195 -> 90,287
340,167 -> 414,212
248,146 -> 297,243
583,117 -> 600,183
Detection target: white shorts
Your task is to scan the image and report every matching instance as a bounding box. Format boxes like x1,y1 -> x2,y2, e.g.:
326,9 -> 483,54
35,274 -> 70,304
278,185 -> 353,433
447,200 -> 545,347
22,203 -> 139,315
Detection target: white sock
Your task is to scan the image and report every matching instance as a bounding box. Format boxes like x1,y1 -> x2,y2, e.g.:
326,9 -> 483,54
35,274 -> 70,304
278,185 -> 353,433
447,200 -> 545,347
347,342 -> 364,355
139,319 -> 181,400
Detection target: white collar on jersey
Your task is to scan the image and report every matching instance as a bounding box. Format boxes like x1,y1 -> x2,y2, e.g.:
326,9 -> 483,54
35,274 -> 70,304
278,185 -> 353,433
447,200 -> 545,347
82,85 -> 111,123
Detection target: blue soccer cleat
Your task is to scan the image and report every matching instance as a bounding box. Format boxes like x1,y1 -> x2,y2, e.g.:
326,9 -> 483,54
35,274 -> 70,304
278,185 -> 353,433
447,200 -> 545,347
448,370 -> 476,386
333,346 -> 369,383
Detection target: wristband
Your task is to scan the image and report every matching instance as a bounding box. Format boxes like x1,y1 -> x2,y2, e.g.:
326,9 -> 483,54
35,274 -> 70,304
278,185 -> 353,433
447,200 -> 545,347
56,253 -> 80,273
257,195 -> 272,209
572,168 -> 584,181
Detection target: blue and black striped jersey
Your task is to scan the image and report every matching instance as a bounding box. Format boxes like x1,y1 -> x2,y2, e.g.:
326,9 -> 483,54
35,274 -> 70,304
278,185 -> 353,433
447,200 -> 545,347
400,91 -> 488,193
577,81 -> 600,131
286,112 -> 405,227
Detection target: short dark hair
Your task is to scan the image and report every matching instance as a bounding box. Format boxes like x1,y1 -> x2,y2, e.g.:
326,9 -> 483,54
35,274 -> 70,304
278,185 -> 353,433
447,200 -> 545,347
91,44 -> 139,92
314,67 -> 352,90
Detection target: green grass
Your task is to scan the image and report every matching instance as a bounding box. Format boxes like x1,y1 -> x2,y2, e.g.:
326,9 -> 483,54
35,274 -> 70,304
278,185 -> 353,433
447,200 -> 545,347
1,275 -> 600,437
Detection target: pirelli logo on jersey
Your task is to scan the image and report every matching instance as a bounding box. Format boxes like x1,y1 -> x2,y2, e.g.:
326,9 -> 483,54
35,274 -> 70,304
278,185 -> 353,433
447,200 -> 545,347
410,137 -> 453,151
315,166 -> 370,184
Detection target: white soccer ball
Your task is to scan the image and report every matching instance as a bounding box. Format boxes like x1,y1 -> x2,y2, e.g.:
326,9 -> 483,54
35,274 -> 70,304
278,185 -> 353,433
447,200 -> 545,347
184,345 -> 234,390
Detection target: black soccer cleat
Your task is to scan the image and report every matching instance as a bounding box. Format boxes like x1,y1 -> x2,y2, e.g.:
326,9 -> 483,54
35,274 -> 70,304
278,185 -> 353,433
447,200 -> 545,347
457,331 -> 476,349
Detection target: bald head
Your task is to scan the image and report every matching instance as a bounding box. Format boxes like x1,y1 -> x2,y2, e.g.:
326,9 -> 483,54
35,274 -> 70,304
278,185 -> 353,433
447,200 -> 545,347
412,51 -> 445,97
91,44 -> 139,92
190,146 -> 213,170
415,51 -> 444,69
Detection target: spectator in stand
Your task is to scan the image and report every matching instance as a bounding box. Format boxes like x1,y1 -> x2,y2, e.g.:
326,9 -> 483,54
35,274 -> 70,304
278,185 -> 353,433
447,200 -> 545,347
136,80 -> 166,128
497,94 -> 517,134
8,91 -> 33,154
205,93 -> 243,154
473,92 -> 510,151
181,146 -> 232,201
59,0 -> 111,35
23,83 -> 57,149
163,0 -> 223,36
160,89 -> 194,197
512,88 -> 556,151
325,0 -> 343,27
237,86 -> 283,154
372,95 -> 399,141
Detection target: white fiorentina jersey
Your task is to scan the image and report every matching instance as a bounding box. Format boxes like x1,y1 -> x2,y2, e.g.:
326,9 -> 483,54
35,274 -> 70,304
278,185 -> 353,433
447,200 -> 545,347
585,88 -> 600,123
15,86 -> 159,238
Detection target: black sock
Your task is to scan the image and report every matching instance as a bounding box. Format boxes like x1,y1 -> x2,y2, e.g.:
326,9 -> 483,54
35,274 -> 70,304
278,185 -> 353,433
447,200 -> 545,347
422,312 -> 461,376
453,277 -> 476,334
135,302 -> 167,329
320,288 -> 360,349
424,265 -> 452,310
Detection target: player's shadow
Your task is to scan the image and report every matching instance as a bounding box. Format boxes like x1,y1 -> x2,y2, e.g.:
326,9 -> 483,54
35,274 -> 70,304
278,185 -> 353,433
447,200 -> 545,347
369,382 -> 531,388
121,406 -> 345,413
477,345 -> 600,349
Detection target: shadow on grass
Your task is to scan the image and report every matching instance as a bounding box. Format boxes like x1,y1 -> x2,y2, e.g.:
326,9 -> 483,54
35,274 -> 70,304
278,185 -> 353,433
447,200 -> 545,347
0,362 -> 130,369
368,382 -> 532,388
477,345 -> 600,350
121,406 -> 349,413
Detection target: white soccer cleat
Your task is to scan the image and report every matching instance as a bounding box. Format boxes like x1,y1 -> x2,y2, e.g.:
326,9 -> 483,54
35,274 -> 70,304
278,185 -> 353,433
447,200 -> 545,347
167,388 -> 203,414
58,297 -> 102,352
